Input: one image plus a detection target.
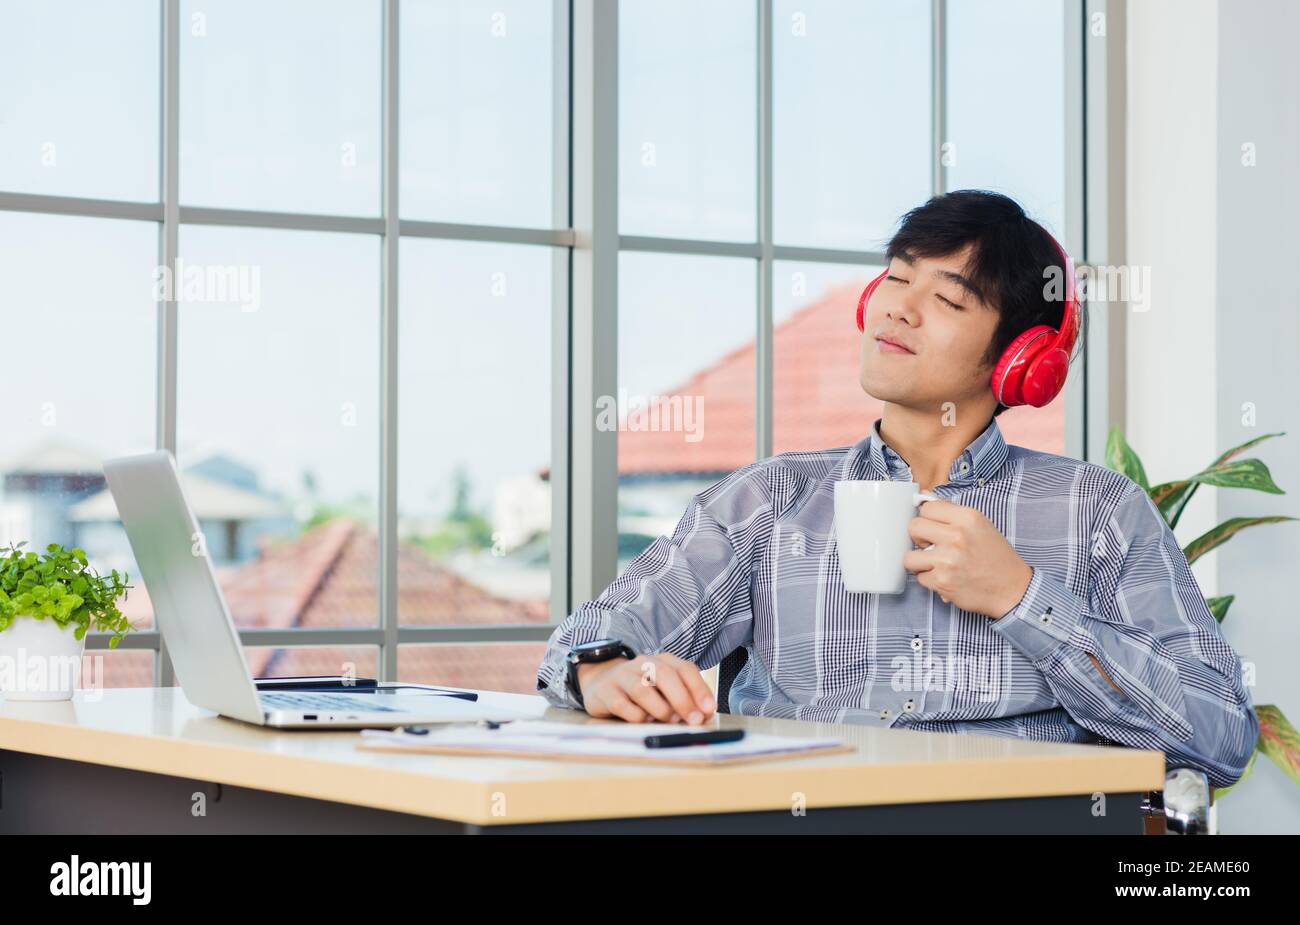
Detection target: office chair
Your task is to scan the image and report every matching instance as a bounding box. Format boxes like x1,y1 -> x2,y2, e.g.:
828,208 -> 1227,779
715,647 -> 1210,835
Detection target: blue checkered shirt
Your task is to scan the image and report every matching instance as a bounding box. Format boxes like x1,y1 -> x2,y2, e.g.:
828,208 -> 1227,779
537,415 -> 1258,788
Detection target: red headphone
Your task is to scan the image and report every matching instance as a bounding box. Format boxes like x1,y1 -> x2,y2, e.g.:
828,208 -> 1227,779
855,228 -> 1081,409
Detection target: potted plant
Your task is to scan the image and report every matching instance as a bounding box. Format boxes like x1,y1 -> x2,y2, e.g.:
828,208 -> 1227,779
1104,427 -> 1299,801
0,542 -> 132,701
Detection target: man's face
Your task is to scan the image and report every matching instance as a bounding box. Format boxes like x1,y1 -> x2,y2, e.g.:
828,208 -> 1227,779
858,244 -> 1002,413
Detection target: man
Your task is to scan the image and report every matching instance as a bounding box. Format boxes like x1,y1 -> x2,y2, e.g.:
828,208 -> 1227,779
535,190 -> 1257,789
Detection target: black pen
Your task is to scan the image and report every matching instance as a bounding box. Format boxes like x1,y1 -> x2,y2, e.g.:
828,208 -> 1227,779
643,728 -> 745,749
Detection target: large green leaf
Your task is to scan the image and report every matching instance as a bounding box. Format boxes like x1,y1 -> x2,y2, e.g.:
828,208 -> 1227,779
1104,426 -> 1149,492
1187,458 -> 1285,493
1205,595 -> 1235,623
1158,459 -> 1285,529
1210,431 -> 1287,467
1149,432 -> 1286,528
1257,704 -> 1300,787
1183,516 -> 1299,566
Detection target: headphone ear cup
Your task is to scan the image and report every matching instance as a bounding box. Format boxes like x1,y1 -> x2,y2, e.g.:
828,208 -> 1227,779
1021,346 -> 1070,407
990,324 -> 1054,407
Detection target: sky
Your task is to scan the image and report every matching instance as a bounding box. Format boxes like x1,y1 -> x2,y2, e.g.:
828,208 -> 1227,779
1,0 -> 1068,529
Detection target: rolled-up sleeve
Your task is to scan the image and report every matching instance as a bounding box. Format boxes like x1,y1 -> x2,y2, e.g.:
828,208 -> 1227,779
990,483 -> 1258,788
536,465 -> 776,711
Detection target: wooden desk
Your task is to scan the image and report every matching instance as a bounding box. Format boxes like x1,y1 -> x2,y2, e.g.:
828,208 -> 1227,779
0,687 -> 1164,834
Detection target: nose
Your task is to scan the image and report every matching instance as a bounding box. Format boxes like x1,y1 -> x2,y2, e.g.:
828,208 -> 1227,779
885,296 -> 919,327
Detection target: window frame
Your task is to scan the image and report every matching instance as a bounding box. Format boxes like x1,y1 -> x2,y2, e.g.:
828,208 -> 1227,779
0,0 -> 1113,685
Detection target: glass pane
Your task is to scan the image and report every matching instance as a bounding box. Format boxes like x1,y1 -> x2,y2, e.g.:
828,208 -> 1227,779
619,0 -> 756,241
399,643 -> 548,693
617,252 -> 756,566
245,646 -> 379,680
177,225 -> 380,627
179,0 -> 382,216
398,240 -> 553,625
0,0 -> 160,202
0,213 -> 156,635
773,0 -> 931,249
772,261 -> 878,452
946,0 -> 1067,236
402,0 -> 559,227
81,649 -> 154,690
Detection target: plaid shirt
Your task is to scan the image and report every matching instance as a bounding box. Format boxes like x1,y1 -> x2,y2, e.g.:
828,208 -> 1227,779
537,415 -> 1258,787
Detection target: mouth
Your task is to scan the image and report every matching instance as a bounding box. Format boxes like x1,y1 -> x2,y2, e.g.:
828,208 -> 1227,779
874,335 -> 915,355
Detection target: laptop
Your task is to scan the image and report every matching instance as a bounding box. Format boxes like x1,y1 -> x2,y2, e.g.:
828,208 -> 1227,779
102,450 -> 526,729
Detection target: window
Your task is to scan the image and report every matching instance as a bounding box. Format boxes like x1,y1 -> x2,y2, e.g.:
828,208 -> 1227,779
0,1 -> 1086,691
772,261 -> 878,453
0,0 -> 160,202
619,0 -> 756,242
398,239 -> 554,625
617,252 -> 756,565
945,0 -> 1069,236
179,0 -> 383,216
773,0 -> 931,249
0,212 -> 157,639
177,226 -> 381,628
401,0 -> 559,227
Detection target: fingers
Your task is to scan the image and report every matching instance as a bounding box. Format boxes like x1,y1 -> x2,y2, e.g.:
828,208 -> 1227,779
593,688 -> 648,723
581,653 -> 718,724
912,565 -> 951,602
670,657 -> 719,719
915,499 -> 969,523
908,517 -> 953,547
903,547 -> 937,574
645,658 -> 714,724
618,663 -> 678,722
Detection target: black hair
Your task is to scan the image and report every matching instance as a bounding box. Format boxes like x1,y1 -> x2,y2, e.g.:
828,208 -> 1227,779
884,189 -> 1086,416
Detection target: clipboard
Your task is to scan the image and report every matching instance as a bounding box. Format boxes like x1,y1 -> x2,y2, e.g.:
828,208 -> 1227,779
355,721 -> 855,768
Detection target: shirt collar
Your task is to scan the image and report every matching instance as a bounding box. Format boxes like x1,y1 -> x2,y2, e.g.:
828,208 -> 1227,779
850,414 -> 1010,487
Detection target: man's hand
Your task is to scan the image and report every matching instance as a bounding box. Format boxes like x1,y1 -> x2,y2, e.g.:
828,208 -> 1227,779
903,498 -> 1033,619
576,652 -> 717,724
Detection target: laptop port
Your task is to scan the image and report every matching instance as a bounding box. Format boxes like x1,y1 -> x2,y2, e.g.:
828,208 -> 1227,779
303,714 -> 317,721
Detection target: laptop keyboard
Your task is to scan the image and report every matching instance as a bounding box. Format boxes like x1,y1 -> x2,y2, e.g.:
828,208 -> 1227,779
260,692 -> 400,713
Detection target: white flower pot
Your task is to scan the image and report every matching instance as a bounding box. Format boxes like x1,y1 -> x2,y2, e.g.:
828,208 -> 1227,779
0,617 -> 86,701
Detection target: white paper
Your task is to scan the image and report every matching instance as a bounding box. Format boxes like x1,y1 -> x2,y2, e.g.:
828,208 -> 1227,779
358,720 -> 845,762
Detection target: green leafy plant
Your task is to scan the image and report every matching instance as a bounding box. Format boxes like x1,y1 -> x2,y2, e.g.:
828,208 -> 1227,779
0,542 -> 133,648
1104,427 -> 1299,799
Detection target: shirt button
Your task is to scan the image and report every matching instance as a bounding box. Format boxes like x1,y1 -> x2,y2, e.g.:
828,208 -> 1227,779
959,461 -> 970,474
879,708 -> 892,719
903,699 -> 916,712
1039,613 -> 1052,625
911,637 -> 924,653
977,478 -> 985,487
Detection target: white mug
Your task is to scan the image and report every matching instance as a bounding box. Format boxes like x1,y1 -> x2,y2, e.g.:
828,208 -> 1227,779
833,481 -> 939,594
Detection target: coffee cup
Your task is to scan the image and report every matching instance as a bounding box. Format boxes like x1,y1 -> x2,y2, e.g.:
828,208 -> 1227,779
833,480 -> 939,593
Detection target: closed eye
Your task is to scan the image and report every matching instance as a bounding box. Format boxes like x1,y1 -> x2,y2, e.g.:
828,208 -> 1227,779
936,293 -> 965,310
885,274 -> 909,284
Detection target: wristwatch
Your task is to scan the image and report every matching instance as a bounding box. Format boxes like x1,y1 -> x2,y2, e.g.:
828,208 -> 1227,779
565,638 -> 637,708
